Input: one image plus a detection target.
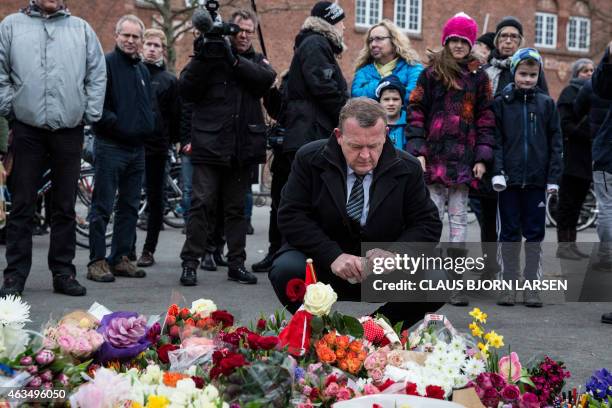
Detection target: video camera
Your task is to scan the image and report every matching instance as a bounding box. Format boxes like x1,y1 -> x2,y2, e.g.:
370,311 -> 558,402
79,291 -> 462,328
192,0 -> 241,58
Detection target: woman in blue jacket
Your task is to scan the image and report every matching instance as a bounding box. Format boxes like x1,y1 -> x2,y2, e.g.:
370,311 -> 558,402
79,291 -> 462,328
352,19 -> 423,104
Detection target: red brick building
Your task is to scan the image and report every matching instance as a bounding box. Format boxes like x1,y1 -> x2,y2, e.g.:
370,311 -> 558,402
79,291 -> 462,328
1,0 -> 610,98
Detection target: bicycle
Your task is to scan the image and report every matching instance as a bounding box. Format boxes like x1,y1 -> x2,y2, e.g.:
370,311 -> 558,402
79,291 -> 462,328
545,187 -> 598,231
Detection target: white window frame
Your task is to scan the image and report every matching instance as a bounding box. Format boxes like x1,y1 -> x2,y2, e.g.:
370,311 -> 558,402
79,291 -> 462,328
355,0 -> 384,28
566,16 -> 590,52
394,0 -> 422,34
534,12 -> 558,49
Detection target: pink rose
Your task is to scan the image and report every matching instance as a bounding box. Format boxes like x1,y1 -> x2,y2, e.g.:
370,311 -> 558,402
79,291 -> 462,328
369,368 -> 384,382
74,338 -> 93,356
336,387 -> 352,401
58,335 -> 76,352
386,350 -> 404,367
490,373 -> 507,389
476,373 -> 493,390
363,383 -> 380,395
364,354 -> 378,370
301,385 -> 312,397
501,384 -> 520,401
88,331 -> 105,350
482,388 -> 500,408
325,382 -> 339,397
498,352 -> 522,383
519,392 -> 540,408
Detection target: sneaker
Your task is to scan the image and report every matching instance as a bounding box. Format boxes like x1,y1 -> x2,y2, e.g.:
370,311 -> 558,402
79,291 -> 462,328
524,289 -> 543,308
251,250 -> 276,273
137,251 -> 155,267
87,259 -> 115,282
228,266 -> 257,284
0,277 -> 24,297
53,276 -> 87,296
497,289 -> 516,306
213,249 -> 228,267
200,253 -> 217,271
555,243 -> 582,260
180,266 -> 197,286
111,256 -> 146,278
602,312 -> 612,324
449,290 -> 469,306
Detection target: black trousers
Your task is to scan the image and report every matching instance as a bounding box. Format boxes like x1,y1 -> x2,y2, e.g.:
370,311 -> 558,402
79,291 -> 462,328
4,121 -> 83,285
557,174 -> 591,230
267,151 -> 294,253
478,195 -> 500,274
269,249 -> 444,329
142,154 -> 167,254
205,198 -> 225,253
181,163 -> 249,269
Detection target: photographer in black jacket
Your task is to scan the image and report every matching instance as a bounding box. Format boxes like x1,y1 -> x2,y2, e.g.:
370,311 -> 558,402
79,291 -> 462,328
178,9 -> 276,286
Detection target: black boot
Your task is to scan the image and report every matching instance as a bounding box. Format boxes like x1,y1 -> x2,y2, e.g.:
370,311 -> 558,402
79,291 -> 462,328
556,229 -> 581,260
180,266 -> 197,286
53,275 -> 87,296
0,277 -> 24,297
213,249 -> 228,267
568,229 -> 589,258
200,253 -> 217,271
228,265 -> 257,284
251,249 -> 276,273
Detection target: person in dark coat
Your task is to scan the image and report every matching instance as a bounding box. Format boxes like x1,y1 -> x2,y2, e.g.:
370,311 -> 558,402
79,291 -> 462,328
269,98 -> 443,329
135,29 -> 181,268
251,1 -> 348,273
178,9 -> 276,286
591,42 -> 612,325
555,58 -> 594,260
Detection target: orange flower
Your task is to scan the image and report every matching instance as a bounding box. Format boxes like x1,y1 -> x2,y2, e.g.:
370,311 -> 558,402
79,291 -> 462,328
336,335 -> 350,350
315,339 -> 327,351
349,340 -> 363,353
184,318 -> 195,327
347,351 -> 359,360
346,358 -> 362,374
335,348 -> 347,359
168,304 -> 179,316
323,331 -> 337,346
163,371 -> 189,387
338,360 -> 349,371
317,346 -> 336,363
358,350 -> 367,361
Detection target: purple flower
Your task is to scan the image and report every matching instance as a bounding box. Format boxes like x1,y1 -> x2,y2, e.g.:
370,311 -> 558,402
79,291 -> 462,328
501,384 -> 520,401
490,372 -> 507,389
35,350 -> 55,365
28,376 -> 42,388
146,322 -> 161,344
95,311 -> 151,364
19,356 -> 33,366
519,392 -> 540,408
39,369 -> 53,382
56,373 -> 70,386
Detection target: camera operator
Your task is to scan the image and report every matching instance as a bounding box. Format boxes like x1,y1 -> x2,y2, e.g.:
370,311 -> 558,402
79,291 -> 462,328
178,8 -> 276,286
251,1 -> 348,273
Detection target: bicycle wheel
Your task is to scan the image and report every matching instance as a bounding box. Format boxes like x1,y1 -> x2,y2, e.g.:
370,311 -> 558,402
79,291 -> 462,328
576,189 -> 598,231
162,171 -> 185,228
546,192 -> 558,227
75,169 -> 113,249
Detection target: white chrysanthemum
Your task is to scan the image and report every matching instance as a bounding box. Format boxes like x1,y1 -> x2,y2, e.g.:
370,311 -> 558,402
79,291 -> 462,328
454,374 -> 469,389
426,352 -> 446,368
445,349 -> 466,369
0,295 -> 31,328
463,357 -> 486,378
449,336 -> 466,352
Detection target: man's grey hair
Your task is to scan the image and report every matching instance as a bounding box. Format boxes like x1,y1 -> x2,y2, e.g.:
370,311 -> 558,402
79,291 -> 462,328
115,14 -> 145,37
231,9 -> 258,29
339,97 -> 388,131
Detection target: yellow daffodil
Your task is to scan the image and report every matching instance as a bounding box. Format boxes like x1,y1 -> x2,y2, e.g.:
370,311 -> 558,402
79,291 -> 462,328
146,395 -> 170,408
469,322 -> 484,337
469,307 -> 488,324
478,341 -> 489,355
485,331 -> 504,349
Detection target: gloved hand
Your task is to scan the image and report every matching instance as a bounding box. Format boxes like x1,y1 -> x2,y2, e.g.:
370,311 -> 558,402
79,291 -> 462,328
223,38 -> 238,67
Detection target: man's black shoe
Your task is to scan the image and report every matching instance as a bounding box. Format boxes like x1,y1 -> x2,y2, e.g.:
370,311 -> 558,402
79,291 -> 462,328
0,278 -> 24,297
228,266 -> 257,284
200,253 -> 217,271
180,266 -> 197,286
251,251 -> 275,273
213,250 -> 228,267
602,312 -> 612,324
53,276 -> 87,296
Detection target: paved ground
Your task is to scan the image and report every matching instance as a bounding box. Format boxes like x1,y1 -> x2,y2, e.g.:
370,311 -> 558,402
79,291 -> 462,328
1,205 -> 610,388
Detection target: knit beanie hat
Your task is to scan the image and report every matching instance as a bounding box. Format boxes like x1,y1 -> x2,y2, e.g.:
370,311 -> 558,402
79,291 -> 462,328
510,48 -> 542,76
310,1 -> 345,25
476,32 -> 496,51
571,58 -> 594,78
375,75 -> 406,102
441,12 -> 478,48
496,16 -> 523,37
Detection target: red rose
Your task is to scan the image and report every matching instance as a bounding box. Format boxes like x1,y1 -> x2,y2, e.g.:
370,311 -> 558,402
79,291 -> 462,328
168,304 -> 179,317
157,344 -> 179,364
219,331 -> 241,347
425,385 -> 445,399
406,382 -> 420,395
219,353 -> 246,375
325,375 -> 338,387
257,318 -> 267,331
212,349 -> 228,365
184,318 -> 195,327
309,387 -> 320,400
211,310 -> 234,328
169,325 -> 180,338
191,376 -> 205,389
165,315 -> 176,326
180,308 -> 191,319
257,335 -> 279,350
286,278 -> 306,302
209,366 -> 222,379
234,327 -> 252,336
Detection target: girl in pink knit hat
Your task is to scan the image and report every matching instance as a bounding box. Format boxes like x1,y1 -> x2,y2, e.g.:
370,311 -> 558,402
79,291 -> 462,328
406,12 -> 496,306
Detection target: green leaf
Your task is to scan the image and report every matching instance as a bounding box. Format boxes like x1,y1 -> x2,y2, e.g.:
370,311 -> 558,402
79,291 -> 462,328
518,375 -> 536,388
311,316 -> 324,335
393,321 -> 404,336
342,315 -> 364,338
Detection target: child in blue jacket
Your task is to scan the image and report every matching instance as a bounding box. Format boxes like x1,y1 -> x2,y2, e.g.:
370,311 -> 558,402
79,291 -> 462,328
375,75 -> 407,150
492,48 -> 563,308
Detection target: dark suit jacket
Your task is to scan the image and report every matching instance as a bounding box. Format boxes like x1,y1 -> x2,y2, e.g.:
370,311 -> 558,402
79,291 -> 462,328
277,136 -> 442,269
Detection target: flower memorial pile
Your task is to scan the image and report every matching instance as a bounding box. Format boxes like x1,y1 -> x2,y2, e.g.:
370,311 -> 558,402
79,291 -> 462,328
0,260 -> 592,408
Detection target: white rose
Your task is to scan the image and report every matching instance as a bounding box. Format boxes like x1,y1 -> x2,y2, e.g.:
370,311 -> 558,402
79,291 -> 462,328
190,299 -> 217,317
303,282 -> 337,316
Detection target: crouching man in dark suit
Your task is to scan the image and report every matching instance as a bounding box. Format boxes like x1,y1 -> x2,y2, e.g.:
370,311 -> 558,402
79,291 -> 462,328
269,98 -> 444,328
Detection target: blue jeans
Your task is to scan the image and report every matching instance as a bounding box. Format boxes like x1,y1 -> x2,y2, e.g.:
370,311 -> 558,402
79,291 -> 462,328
89,139 -> 145,265
180,153 -> 193,222
593,171 -> 612,260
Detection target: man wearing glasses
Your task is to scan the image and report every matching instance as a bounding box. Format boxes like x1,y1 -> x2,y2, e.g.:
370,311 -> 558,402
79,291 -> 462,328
178,9 -> 276,286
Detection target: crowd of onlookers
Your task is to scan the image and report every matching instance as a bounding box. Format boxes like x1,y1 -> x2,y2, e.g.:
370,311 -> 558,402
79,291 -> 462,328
0,0 -> 610,324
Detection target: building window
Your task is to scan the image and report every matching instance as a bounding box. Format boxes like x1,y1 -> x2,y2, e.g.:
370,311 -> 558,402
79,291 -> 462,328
567,16 -> 590,51
395,0 -> 422,34
535,12 -> 557,48
355,0 -> 383,27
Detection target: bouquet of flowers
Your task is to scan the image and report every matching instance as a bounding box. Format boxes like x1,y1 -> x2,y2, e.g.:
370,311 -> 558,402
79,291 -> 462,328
292,363 -> 358,407
467,372 -> 539,408
0,295 -> 31,362
586,368 -> 612,407
525,355 -> 571,406
315,331 -> 366,375
43,316 -> 104,359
